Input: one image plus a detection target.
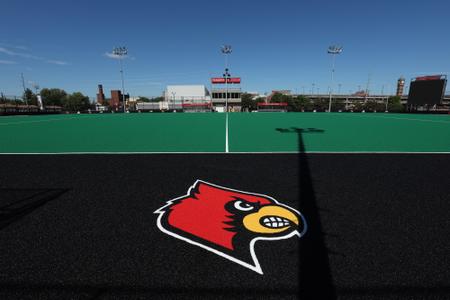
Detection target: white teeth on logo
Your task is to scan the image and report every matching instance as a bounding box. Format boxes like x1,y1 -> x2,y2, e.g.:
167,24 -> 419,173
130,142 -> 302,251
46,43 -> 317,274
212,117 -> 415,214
262,216 -> 290,228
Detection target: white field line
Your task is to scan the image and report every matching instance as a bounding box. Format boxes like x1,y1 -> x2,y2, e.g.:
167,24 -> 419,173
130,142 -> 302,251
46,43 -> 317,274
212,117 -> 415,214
0,116 -> 89,126
225,113 -> 229,153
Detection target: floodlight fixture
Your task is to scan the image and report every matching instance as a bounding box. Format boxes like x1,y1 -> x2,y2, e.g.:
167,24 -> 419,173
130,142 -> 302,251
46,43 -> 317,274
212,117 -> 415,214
221,45 -> 232,54
327,45 -> 343,54
113,46 -> 128,56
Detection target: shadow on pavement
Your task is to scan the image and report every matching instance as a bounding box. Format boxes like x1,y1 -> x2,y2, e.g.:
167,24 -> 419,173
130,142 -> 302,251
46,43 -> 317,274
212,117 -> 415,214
0,188 -> 70,230
276,127 -> 336,299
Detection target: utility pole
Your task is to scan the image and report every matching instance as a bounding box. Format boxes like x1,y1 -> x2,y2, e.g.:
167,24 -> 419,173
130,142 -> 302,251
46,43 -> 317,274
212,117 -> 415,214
21,73 -> 28,105
364,73 -> 371,103
171,92 -> 176,110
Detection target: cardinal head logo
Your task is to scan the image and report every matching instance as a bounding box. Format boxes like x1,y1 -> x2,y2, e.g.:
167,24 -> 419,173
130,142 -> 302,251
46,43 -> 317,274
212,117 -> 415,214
154,180 -> 307,274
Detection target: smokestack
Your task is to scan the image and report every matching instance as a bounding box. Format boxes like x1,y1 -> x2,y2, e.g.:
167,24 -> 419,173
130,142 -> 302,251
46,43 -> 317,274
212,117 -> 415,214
97,84 -> 105,104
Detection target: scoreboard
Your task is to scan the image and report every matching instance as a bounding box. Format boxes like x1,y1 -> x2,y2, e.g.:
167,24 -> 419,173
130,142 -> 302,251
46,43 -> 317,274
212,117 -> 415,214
407,75 -> 447,105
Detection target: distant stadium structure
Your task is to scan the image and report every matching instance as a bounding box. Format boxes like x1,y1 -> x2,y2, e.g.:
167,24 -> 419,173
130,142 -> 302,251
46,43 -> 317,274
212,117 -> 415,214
164,85 -> 210,102
211,76 -> 242,112
136,85 -> 213,112
165,85 -> 212,111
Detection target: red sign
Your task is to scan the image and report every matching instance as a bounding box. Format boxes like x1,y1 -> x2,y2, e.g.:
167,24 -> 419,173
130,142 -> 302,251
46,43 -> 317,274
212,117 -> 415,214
211,78 -> 225,84
211,78 -> 241,84
415,75 -> 443,81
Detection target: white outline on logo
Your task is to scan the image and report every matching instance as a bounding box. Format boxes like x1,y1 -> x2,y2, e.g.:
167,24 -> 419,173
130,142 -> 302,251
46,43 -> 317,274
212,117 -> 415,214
154,180 -> 308,275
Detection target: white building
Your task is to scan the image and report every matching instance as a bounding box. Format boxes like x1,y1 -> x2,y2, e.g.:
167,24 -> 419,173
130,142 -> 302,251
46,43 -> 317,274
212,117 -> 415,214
164,85 -> 211,103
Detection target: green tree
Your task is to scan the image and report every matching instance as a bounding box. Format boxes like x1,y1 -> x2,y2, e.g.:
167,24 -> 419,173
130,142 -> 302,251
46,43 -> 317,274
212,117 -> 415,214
23,88 -> 37,106
63,92 -> 90,112
288,95 -> 312,111
353,101 -> 365,111
270,92 -> 293,111
40,88 -> 67,106
365,100 -> 385,112
332,99 -> 346,111
312,98 -> 329,111
387,96 -> 404,112
241,93 -> 258,111
151,96 -> 164,102
137,96 -> 151,102
253,97 -> 266,110
299,96 -> 313,111
270,92 -> 292,104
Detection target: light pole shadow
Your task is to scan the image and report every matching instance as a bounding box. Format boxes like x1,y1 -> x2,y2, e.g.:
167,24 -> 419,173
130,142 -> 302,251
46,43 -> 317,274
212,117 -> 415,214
276,127 -> 336,299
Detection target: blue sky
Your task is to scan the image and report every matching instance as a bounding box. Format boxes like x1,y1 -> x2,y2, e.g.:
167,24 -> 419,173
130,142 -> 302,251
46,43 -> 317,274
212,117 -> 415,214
1,0 -> 449,98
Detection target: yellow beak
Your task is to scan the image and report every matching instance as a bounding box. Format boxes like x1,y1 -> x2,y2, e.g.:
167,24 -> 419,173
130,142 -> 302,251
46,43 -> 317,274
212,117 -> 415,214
242,205 -> 299,234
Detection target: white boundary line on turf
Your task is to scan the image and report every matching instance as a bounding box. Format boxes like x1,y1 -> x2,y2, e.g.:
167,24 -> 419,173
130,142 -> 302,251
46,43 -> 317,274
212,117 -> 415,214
0,151 -> 449,155
0,115 -> 90,126
225,113 -> 229,153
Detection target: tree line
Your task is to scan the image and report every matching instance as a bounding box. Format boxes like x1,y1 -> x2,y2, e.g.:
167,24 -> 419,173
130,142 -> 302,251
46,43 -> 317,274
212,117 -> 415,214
6,88 -> 92,112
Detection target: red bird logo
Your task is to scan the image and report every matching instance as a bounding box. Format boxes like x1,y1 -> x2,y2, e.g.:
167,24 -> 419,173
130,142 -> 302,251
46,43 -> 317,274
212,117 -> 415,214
154,180 -> 307,274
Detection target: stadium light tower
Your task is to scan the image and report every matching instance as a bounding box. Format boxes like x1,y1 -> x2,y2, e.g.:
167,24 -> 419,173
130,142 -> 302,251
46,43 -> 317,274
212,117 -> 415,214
221,45 -> 232,153
221,45 -> 232,113
327,45 -> 343,112
112,46 -> 128,112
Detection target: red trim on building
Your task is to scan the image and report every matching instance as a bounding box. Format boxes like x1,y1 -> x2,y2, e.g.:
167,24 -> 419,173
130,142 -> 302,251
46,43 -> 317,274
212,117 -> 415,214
182,103 -> 212,108
415,75 -> 443,81
211,78 -> 241,84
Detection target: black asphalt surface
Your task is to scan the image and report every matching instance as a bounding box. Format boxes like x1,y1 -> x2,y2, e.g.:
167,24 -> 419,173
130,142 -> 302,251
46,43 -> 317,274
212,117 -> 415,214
1,153 -> 449,299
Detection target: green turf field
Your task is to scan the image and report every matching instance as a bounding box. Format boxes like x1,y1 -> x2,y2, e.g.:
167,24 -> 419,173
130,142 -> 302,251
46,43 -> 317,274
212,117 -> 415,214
1,113 -> 449,153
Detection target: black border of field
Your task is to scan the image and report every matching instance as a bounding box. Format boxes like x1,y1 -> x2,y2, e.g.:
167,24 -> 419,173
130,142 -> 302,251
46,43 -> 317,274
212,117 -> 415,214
1,154 -> 449,300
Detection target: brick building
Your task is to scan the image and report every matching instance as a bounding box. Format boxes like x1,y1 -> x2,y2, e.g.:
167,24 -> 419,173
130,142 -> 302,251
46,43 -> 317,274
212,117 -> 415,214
110,90 -> 122,111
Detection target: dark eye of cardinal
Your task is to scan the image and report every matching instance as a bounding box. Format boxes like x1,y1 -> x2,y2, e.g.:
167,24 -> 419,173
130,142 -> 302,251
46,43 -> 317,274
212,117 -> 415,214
228,198 -> 259,213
